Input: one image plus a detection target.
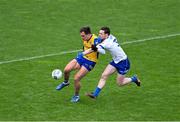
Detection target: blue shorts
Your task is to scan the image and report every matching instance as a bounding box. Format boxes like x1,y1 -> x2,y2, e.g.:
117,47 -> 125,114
110,58 -> 130,75
75,56 -> 96,71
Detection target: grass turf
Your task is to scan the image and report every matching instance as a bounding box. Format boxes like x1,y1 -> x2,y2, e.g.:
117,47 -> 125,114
0,0 -> 180,120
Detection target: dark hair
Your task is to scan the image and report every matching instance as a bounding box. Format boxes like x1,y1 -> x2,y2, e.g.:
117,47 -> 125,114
80,26 -> 91,34
100,27 -> 110,35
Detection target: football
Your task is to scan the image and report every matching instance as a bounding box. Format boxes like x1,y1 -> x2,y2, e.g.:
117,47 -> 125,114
52,69 -> 62,80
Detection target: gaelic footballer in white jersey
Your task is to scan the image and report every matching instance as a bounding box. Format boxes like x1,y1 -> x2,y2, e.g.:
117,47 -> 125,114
97,34 -> 127,64
85,27 -> 141,99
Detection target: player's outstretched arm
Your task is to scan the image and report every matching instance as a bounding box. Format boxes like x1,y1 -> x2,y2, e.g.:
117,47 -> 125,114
82,45 -> 106,56
97,46 -> 105,54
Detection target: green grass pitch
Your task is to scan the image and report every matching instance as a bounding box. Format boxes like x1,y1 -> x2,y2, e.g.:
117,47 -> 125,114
0,0 -> 180,121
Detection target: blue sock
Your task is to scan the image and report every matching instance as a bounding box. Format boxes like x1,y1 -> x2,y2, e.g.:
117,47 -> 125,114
131,76 -> 137,82
93,87 -> 101,97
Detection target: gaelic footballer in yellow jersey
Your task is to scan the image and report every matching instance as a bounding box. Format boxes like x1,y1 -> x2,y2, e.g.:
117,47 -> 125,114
76,32 -> 102,71
56,26 -> 101,103
83,34 -> 100,63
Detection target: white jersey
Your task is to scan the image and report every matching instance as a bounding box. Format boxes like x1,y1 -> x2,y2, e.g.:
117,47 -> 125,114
97,34 -> 127,63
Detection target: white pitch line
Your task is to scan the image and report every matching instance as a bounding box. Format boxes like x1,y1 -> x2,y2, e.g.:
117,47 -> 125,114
121,33 -> 180,45
0,49 -> 81,65
0,33 -> 180,65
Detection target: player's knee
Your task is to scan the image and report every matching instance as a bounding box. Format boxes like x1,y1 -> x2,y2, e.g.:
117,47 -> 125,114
64,68 -> 71,73
116,81 -> 124,86
116,77 -> 124,86
74,75 -> 81,82
101,74 -> 108,80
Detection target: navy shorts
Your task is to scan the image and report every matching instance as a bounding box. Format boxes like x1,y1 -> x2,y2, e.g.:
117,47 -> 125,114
75,56 -> 96,71
110,58 -> 130,75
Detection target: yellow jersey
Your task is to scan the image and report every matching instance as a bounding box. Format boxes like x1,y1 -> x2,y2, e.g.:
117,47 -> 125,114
83,34 -> 99,62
